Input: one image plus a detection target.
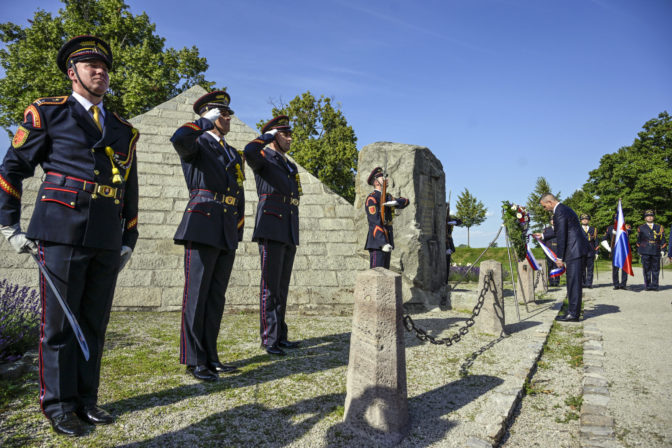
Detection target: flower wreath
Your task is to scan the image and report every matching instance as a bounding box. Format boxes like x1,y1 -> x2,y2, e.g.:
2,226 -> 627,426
501,201 -> 530,261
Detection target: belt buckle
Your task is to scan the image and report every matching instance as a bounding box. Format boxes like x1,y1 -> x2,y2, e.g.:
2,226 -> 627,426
224,196 -> 236,206
95,184 -> 117,198
290,198 -> 299,206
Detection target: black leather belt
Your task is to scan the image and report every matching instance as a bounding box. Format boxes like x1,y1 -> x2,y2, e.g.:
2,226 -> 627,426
45,172 -> 122,199
190,189 -> 238,206
261,193 -> 299,206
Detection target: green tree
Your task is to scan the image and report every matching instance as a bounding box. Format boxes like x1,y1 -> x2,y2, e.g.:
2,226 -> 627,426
581,111 -> 672,236
0,0 -> 212,134
455,188 -> 487,248
258,91 -> 358,203
564,189 -> 596,221
525,177 -> 561,233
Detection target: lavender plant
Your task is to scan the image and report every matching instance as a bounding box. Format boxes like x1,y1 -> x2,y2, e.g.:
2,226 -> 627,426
0,279 -> 40,363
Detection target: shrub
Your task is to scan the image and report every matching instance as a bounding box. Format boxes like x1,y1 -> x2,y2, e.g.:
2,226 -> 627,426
0,279 -> 40,363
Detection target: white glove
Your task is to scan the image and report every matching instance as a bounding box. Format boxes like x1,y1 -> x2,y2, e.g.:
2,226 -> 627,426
383,200 -> 398,207
202,108 -> 221,123
264,129 -> 278,137
446,249 -> 453,255
600,240 -> 611,253
1,224 -> 37,255
382,244 -> 393,253
119,245 -> 133,271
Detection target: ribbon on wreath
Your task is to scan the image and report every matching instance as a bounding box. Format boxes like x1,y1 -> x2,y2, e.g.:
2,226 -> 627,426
531,234 -> 566,277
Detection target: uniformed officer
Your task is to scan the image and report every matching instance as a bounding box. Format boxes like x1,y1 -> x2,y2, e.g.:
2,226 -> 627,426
603,214 -> 632,290
541,216 -> 560,286
445,203 -> 462,280
0,36 -> 138,436
364,167 -> 409,269
244,116 -> 301,356
170,91 -> 244,381
580,214 -> 599,288
636,210 -> 666,291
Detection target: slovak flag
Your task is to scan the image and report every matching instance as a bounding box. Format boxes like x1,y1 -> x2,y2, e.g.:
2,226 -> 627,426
525,243 -> 542,271
613,199 -> 634,276
531,235 -> 566,277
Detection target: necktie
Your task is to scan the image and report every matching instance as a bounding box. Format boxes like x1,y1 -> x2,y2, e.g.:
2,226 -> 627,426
91,105 -> 102,132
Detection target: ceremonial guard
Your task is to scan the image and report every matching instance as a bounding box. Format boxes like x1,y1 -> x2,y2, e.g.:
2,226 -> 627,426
171,91 -> 244,381
0,36 -> 138,436
364,167 -> 410,269
580,214 -> 599,288
541,217 -> 560,286
603,215 -> 632,290
445,203 -> 462,280
244,116 -> 301,356
636,210 -> 666,291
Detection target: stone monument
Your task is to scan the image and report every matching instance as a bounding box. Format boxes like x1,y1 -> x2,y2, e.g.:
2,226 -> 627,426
474,260 -> 506,336
516,260 -> 535,305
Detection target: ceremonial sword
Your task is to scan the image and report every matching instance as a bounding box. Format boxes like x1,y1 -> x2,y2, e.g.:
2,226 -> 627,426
31,254 -> 90,361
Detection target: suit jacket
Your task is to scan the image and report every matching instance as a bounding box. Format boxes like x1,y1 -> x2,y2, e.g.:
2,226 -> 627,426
244,134 -> 300,246
364,190 -> 409,250
636,223 -> 666,256
553,203 -> 591,261
170,118 -> 245,250
0,95 -> 139,250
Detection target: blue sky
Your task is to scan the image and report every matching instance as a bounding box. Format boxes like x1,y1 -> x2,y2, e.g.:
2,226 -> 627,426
2,0 -> 671,247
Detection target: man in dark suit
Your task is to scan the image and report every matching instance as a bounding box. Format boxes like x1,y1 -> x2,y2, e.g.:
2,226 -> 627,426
244,116 -> 301,356
364,167 -> 409,269
580,214 -> 599,288
539,194 -> 591,321
0,36 -> 138,436
636,210 -> 666,291
170,91 -> 244,381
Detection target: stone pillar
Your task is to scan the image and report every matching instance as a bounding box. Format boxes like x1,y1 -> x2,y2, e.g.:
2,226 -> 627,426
344,268 -> 409,446
535,264 -> 548,294
516,260 -> 535,305
474,260 -> 506,335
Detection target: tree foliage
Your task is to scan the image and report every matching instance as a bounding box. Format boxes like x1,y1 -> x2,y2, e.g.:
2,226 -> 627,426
571,111 -> 672,235
0,0 -> 212,134
454,188 -> 487,248
525,177 -> 561,233
258,91 -> 358,203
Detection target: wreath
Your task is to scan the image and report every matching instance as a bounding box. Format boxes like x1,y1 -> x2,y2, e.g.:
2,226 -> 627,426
501,201 -> 530,261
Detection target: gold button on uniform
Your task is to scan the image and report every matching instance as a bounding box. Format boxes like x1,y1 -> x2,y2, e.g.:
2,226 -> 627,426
94,170 -> 100,175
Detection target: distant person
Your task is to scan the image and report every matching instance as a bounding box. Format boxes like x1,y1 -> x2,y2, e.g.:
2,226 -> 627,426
364,167 -> 409,269
445,203 -> 462,280
539,216 -> 560,287
580,214 -> 599,288
0,36 -> 138,436
603,214 -> 632,290
170,91 -> 244,381
244,116 -> 301,356
539,194 -> 591,322
636,210 -> 666,291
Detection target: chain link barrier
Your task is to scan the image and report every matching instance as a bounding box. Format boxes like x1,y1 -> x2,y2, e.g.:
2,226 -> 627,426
402,271 -> 495,347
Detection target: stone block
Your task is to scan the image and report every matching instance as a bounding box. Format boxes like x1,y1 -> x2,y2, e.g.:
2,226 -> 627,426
516,260 -> 535,304
474,260 -> 506,335
113,287 -> 161,308
344,268 -> 409,445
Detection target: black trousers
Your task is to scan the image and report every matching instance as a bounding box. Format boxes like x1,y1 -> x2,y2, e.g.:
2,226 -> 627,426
582,254 -> 595,287
565,257 -> 583,317
641,254 -> 661,289
369,249 -> 391,269
37,241 -> 119,419
446,254 -> 452,280
611,263 -> 628,288
258,239 -> 296,348
180,242 -> 235,366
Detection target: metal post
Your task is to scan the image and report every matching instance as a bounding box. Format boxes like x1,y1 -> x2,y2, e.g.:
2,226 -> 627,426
504,227 -> 521,321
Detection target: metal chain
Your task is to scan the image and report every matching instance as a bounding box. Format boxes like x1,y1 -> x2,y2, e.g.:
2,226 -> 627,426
403,271 -> 494,347
449,226 -> 503,292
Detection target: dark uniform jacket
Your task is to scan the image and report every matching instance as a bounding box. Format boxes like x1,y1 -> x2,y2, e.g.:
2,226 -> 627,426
0,95 -> 139,251
542,225 -> 559,254
636,223 -> 666,256
171,117 -> 245,250
553,203 -> 591,261
244,133 -> 300,246
582,225 -> 599,251
604,224 -> 633,259
365,190 -> 409,250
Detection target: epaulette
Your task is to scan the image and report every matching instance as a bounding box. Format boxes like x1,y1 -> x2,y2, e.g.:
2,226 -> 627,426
33,96 -> 68,107
113,112 -> 134,128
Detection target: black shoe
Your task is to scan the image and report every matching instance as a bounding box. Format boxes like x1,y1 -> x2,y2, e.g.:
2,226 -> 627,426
278,340 -> 300,349
209,361 -> 238,374
263,345 -> 286,356
50,412 -> 86,436
187,365 -> 218,381
555,314 -> 580,322
76,405 -> 114,425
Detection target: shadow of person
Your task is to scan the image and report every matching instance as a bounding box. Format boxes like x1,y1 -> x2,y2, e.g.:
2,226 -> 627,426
104,332 -> 351,418
583,304 -> 620,320
325,374 -> 504,447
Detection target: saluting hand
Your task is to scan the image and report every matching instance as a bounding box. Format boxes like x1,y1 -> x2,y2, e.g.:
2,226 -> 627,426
202,108 -> 221,123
